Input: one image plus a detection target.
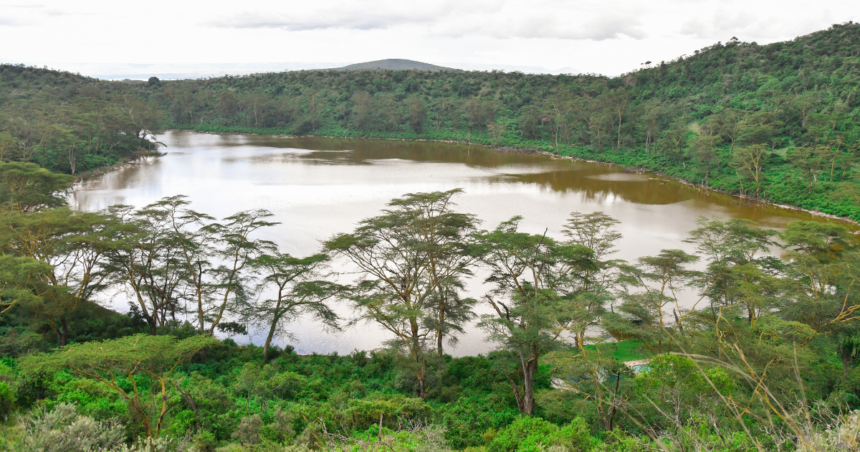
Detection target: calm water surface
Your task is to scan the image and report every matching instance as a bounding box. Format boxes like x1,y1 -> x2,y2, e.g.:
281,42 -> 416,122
71,131 -> 843,355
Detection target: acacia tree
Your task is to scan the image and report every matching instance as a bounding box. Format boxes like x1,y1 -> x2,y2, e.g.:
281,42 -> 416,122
21,334 -> 219,439
145,196 -> 216,333
658,118 -> 689,163
604,90 -> 633,150
325,191 -> 478,396
248,250 -> 341,360
0,208 -> 119,345
326,195 -> 446,398
391,190 -> 480,357
204,209 -> 277,335
732,144 -> 767,198
604,249 -> 702,354
144,196 -> 276,334
685,218 -> 781,326
560,212 -> 622,346
780,221 -> 860,335
790,146 -> 827,194
405,96 -> 427,133
0,161 -> 75,212
689,133 -> 722,186
103,204 -> 187,334
109,197 -> 276,334
641,100 -> 664,153
710,108 -> 746,160
0,255 -> 51,316
476,217 -> 594,415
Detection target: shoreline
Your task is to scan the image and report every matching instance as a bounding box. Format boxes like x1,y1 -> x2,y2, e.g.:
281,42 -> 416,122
73,150 -> 163,183
178,128 -> 860,228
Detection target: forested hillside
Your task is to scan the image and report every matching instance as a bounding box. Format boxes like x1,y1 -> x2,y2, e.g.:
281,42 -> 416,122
2,22 -> 860,219
0,67 -> 163,175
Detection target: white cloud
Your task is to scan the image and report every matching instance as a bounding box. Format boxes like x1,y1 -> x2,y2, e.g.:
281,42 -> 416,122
0,0 -> 858,77
205,1 -> 644,41
204,1 -> 497,31
431,11 -> 646,40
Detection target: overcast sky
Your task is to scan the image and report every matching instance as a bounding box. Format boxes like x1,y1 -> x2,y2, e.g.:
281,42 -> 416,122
1,0 -> 858,78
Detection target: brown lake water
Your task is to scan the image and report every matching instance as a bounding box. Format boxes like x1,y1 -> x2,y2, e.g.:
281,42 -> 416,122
71,131 -> 846,355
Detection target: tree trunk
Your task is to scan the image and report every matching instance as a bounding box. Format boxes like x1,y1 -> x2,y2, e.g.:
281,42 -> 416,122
436,297 -> 446,357
68,147 -> 76,175
263,318 -> 279,360
645,130 -> 651,153
416,361 -> 427,399
513,351 -> 538,415
608,373 -> 622,430
60,317 -> 70,346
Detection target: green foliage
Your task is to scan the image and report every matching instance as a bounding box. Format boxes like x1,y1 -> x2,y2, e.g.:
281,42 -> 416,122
0,380 -> 14,418
488,416 -> 596,452
0,162 -> 75,212
232,414 -> 263,445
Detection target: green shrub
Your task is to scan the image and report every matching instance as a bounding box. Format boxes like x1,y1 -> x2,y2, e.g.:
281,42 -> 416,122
489,417 -> 596,452
488,417 -> 557,452
0,381 -> 14,418
18,403 -> 125,452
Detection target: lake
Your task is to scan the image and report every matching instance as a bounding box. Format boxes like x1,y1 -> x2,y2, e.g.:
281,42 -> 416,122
71,131 -> 840,356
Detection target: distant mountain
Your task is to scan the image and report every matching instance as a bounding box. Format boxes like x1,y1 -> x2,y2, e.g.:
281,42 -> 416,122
335,59 -> 454,71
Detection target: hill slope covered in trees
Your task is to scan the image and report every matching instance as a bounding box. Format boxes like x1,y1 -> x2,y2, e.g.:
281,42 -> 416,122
1,22 -> 859,219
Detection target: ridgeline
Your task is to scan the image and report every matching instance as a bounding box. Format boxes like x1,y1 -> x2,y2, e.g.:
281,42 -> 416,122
334,58 -> 454,71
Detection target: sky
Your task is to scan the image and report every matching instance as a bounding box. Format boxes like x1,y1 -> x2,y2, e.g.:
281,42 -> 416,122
1,0 -> 858,79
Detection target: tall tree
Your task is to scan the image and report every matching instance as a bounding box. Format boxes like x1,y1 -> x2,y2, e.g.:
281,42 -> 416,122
145,196 -> 216,333
476,217 -> 595,415
405,96 -> 427,133
790,146 -> 827,194
685,217 -> 780,323
103,204 -> 187,334
324,195 -> 440,398
390,190 -> 480,357
710,108 -> 746,161
0,254 -> 51,316
732,144 -> 767,198
780,221 -> 860,334
604,90 -> 633,150
204,209 -> 277,335
605,250 -> 701,354
248,250 -> 341,360
0,208 -> 119,344
689,132 -> 722,186
560,212 -> 622,346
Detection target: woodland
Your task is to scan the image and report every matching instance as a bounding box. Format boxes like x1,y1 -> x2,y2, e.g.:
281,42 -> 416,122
1,21 -> 860,452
